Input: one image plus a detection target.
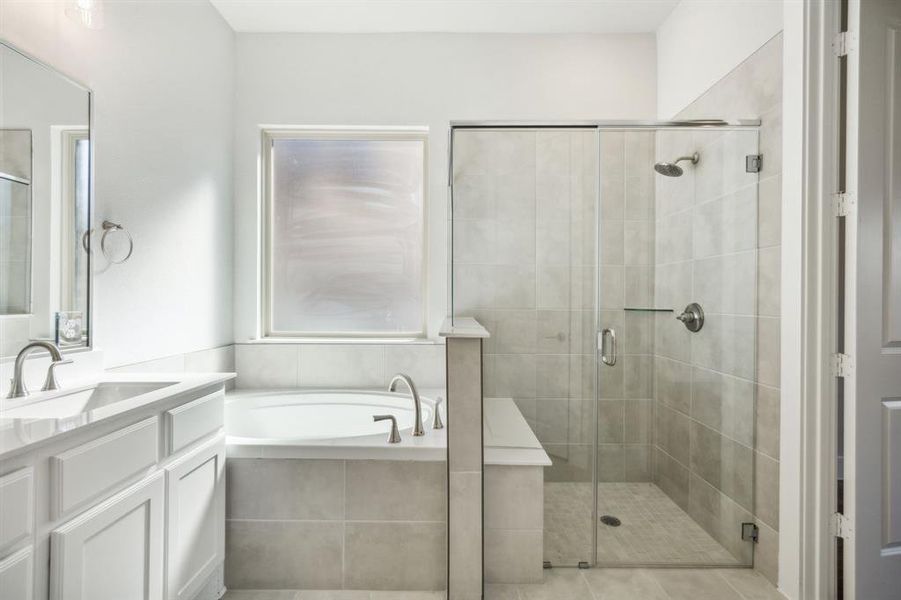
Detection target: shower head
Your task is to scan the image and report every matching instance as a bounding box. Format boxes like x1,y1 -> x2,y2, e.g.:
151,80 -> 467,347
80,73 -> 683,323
654,152 -> 700,177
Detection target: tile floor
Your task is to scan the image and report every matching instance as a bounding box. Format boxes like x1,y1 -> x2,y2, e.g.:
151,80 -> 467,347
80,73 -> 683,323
487,567 -> 786,599
545,482 -> 743,566
224,592 -> 444,600
222,568 -> 785,600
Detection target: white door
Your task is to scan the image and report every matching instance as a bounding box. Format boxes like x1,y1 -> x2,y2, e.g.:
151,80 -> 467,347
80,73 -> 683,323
50,471 -> 165,600
846,0 -> 901,597
165,434 -> 225,600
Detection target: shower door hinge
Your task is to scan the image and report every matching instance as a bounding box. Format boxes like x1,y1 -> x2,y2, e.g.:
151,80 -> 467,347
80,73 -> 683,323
832,512 -> 853,540
741,522 -> 759,543
832,192 -> 856,217
745,154 -> 763,173
832,31 -> 857,57
832,352 -> 854,377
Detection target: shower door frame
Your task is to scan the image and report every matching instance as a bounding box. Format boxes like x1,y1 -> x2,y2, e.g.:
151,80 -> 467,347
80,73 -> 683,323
448,119 -> 762,571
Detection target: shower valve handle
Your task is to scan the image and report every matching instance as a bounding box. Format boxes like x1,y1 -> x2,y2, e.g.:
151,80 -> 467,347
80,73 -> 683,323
676,303 -> 705,332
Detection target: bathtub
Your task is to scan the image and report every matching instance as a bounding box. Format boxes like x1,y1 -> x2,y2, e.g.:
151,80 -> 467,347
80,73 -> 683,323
225,388 -> 446,461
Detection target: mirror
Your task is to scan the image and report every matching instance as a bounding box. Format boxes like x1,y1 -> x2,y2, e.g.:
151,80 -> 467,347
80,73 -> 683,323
0,41 -> 92,358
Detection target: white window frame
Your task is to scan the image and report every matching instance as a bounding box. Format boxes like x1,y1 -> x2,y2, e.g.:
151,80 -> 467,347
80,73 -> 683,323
260,127 -> 429,340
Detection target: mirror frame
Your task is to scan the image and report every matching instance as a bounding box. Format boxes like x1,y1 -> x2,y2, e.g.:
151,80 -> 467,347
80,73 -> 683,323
0,39 -> 94,358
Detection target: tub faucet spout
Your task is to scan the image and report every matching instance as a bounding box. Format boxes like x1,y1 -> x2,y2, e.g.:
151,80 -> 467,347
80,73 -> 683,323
388,373 -> 424,437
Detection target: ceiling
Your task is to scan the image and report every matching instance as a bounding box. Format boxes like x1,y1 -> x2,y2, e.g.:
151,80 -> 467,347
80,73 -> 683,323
209,0 -> 681,33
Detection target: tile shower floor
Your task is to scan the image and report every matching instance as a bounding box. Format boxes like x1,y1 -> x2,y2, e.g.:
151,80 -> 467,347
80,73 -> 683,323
545,482 -> 741,566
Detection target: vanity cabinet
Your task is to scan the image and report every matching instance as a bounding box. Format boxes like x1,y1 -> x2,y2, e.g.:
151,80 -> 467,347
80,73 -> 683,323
0,380 -> 229,600
165,434 -> 225,600
50,471 -> 166,600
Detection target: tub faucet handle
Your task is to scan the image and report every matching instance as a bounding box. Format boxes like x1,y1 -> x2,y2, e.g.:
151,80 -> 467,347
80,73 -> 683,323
433,397 -> 444,430
373,414 -> 401,444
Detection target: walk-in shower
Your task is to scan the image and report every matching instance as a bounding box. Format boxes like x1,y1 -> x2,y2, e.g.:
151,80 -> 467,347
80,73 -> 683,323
449,120 -> 763,576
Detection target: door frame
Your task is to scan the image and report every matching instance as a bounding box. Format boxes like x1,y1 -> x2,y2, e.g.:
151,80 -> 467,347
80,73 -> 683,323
794,0 -> 850,598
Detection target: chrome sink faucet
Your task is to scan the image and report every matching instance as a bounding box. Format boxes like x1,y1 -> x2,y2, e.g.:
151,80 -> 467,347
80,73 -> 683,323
388,373 -> 424,437
7,341 -> 72,399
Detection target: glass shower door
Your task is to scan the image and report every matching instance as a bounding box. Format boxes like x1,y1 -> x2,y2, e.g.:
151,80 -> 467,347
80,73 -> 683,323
451,127 -> 599,571
595,126 -> 762,567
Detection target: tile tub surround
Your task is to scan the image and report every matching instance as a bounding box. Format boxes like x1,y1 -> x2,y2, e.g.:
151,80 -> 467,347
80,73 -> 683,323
652,34 -> 783,585
234,342 -> 445,390
225,458 -> 447,591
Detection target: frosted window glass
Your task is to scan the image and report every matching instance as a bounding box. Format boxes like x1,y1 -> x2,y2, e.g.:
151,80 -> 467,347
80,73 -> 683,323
269,137 -> 425,335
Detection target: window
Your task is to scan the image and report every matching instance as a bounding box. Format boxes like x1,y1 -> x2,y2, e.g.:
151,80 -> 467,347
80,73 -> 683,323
262,128 -> 427,338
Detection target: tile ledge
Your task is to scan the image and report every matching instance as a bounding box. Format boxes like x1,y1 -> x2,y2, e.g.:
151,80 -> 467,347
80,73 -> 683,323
439,317 -> 490,339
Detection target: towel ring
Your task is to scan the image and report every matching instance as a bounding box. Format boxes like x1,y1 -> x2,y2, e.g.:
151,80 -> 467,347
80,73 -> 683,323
99,220 -> 134,264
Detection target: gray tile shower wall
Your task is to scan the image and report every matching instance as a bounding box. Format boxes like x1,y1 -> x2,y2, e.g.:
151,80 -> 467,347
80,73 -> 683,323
453,128 -> 600,484
597,131 -> 657,484
652,33 -> 783,585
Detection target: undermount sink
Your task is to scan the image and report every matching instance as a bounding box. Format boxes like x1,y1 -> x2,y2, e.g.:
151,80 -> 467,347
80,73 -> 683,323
0,382 -> 178,419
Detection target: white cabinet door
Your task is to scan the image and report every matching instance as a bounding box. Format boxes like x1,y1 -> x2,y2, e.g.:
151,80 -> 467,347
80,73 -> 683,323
51,471 -> 165,600
0,547 -> 33,600
165,434 -> 225,600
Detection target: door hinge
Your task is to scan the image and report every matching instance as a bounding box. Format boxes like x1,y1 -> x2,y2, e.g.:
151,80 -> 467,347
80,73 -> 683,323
832,353 -> 854,377
832,512 -> 853,540
741,522 -> 759,543
832,31 -> 857,57
832,192 -> 856,217
745,154 -> 763,173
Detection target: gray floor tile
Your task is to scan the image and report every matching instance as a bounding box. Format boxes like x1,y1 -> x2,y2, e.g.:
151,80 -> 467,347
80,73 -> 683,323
517,569 -> 594,600
582,568 -> 669,599
651,569 -> 743,600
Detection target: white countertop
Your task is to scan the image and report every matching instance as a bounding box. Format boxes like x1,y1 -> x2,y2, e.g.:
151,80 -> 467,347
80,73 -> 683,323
0,372 -> 235,460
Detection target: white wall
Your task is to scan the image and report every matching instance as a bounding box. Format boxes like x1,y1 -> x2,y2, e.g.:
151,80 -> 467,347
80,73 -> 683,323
0,0 -> 235,367
656,0 -> 783,118
233,33 -> 657,341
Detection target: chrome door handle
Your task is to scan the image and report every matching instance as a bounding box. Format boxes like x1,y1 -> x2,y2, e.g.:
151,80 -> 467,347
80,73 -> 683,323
599,328 -> 617,366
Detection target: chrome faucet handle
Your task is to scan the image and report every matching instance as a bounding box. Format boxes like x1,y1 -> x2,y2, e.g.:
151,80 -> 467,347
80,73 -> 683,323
41,359 -> 74,392
373,414 -> 401,444
432,397 -> 444,430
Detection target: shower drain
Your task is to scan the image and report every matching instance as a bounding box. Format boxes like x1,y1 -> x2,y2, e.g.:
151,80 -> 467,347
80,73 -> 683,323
599,515 -> 622,527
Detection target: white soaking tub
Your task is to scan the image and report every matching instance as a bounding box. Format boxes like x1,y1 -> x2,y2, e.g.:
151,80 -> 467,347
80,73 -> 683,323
225,389 -> 446,460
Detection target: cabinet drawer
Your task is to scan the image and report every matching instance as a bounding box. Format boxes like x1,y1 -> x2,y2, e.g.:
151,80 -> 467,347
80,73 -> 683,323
0,468 -> 33,557
51,417 -> 159,518
165,391 -> 223,455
